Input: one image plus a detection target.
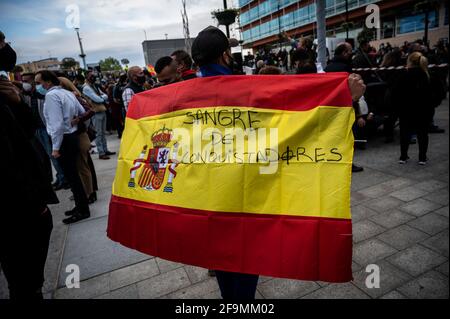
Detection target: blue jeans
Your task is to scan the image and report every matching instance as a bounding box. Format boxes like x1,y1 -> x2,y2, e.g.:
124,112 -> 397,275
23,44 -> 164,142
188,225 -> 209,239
93,111 -> 109,156
35,127 -> 66,185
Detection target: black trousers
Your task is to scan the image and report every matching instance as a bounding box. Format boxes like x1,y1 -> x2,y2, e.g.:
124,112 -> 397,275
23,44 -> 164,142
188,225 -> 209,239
58,132 -> 89,214
0,208 -> 53,299
399,118 -> 429,162
215,271 -> 259,300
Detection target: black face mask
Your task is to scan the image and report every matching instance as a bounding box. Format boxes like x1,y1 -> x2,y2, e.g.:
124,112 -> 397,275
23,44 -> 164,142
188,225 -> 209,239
135,75 -> 146,85
0,43 -> 17,72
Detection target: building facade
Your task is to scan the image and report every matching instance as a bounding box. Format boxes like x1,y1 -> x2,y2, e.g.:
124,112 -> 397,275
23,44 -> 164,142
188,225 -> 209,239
239,0 -> 449,50
142,38 -> 195,67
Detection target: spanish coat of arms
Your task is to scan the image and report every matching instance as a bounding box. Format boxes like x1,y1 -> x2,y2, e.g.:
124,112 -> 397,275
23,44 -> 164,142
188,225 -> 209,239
128,126 -> 179,193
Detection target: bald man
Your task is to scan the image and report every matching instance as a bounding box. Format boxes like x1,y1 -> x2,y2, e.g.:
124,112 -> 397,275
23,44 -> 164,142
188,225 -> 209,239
325,42 -> 353,73
122,66 -> 146,112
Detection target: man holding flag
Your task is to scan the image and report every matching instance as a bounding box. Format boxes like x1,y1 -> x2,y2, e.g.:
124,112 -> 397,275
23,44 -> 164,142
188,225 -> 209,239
108,26 -> 366,300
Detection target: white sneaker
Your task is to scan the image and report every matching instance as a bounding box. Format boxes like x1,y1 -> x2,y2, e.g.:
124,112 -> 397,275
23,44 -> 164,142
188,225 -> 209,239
418,161 -> 427,166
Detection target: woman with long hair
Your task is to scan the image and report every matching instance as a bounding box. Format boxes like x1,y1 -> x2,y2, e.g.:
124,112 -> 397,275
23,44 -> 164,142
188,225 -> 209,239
392,52 -> 434,165
58,77 -> 98,203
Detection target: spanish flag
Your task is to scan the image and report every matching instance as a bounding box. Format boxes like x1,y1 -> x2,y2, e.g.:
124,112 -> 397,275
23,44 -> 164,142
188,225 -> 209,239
108,73 -> 354,282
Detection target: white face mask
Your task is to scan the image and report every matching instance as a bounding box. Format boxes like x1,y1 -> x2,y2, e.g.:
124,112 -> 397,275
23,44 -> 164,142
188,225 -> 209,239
22,82 -> 32,92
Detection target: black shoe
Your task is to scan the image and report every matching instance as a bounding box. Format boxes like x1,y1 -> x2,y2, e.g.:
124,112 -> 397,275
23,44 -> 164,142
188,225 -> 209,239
352,164 -> 364,173
429,126 -> 445,134
63,212 -> 90,224
88,192 -> 97,204
65,207 -> 78,216
105,151 -> 116,156
62,182 -> 71,190
53,183 -> 63,191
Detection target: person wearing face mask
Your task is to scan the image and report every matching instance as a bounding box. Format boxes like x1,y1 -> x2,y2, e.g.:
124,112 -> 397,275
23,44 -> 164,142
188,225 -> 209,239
21,73 -> 70,190
154,56 -> 182,87
82,71 -> 115,160
122,66 -> 146,113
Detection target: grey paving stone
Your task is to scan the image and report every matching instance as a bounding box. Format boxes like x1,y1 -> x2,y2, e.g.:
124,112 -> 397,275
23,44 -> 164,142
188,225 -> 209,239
201,289 -> 222,299
421,230 -> 449,257
301,283 -> 370,299
390,187 -> 428,202
95,284 -> 139,299
357,178 -> 414,199
54,273 -> 110,299
59,216 -> 151,286
364,197 -> 405,213
380,290 -> 407,299
415,180 -> 448,192
352,260 -> 411,299
387,245 -> 447,277
184,266 -> 210,284
377,225 -> 429,250
424,188 -> 449,206
155,258 -> 184,274
351,191 -> 372,206
399,198 -> 443,217
258,278 -> 320,299
369,209 -> 416,229
137,268 -> 191,299
109,258 -> 160,291
435,262 -> 449,277
351,205 -> 379,222
434,206 -> 449,217
353,239 -> 398,266
352,220 -> 386,243
397,271 -> 449,299
407,213 -> 449,235
162,278 -> 218,299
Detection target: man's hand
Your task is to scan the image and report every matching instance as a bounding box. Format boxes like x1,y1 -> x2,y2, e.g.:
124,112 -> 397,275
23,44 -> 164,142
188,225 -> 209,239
71,117 -> 80,127
357,117 -> 366,128
52,150 -> 61,159
348,73 -> 366,102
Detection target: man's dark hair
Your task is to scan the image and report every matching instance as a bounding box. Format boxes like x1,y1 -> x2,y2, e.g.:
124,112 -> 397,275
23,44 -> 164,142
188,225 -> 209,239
171,50 -> 193,69
0,31 -> 5,42
155,56 -> 173,74
36,70 -> 60,85
334,43 -> 350,57
21,72 -> 35,78
75,74 -> 85,82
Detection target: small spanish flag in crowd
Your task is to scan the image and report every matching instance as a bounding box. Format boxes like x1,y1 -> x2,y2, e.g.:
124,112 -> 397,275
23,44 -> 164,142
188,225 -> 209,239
107,73 -> 355,282
146,64 -> 156,76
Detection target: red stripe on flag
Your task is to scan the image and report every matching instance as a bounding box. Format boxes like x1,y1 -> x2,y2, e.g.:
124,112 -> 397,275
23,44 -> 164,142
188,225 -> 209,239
107,195 -> 353,282
126,73 -> 353,120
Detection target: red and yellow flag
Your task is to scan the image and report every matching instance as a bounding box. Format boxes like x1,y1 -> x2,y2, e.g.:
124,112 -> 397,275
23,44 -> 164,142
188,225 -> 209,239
108,73 -> 354,282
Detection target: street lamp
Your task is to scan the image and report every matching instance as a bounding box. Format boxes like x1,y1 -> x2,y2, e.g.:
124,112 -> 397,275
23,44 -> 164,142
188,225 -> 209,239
74,28 -> 87,70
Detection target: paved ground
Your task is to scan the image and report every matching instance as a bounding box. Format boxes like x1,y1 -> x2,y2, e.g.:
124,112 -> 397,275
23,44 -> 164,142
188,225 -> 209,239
1,99 -> 448,299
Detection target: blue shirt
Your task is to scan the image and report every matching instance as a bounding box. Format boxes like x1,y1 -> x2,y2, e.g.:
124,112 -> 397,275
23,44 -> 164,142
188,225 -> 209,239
200,64 -> 232,77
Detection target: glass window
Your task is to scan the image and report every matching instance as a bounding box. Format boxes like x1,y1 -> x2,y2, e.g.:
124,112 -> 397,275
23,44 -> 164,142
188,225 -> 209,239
397,10 -> 439,35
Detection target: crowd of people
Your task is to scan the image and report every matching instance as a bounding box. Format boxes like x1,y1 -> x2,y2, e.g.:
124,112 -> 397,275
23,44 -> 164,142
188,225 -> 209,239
0,24 -> 447,300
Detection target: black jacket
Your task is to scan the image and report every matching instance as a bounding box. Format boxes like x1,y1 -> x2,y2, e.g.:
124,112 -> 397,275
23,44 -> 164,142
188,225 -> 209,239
324,56 -> 353,73
0,85 -> 58,216
391,68 -> 434,122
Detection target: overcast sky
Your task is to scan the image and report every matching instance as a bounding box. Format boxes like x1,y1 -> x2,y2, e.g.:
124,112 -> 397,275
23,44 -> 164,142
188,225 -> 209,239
1,0 -> 240,67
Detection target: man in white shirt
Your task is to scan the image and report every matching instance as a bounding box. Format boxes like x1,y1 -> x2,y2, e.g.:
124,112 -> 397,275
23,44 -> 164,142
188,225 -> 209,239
122,66 -> 146,112
35,70 -> 91,224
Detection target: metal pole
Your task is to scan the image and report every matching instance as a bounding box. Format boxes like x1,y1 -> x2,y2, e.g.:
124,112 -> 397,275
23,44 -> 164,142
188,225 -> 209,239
75,28 -> 87,70
316,0 -> 327,69
278,0 -> 282,50
345,0 -> 349,40
223,0 -> 230,38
